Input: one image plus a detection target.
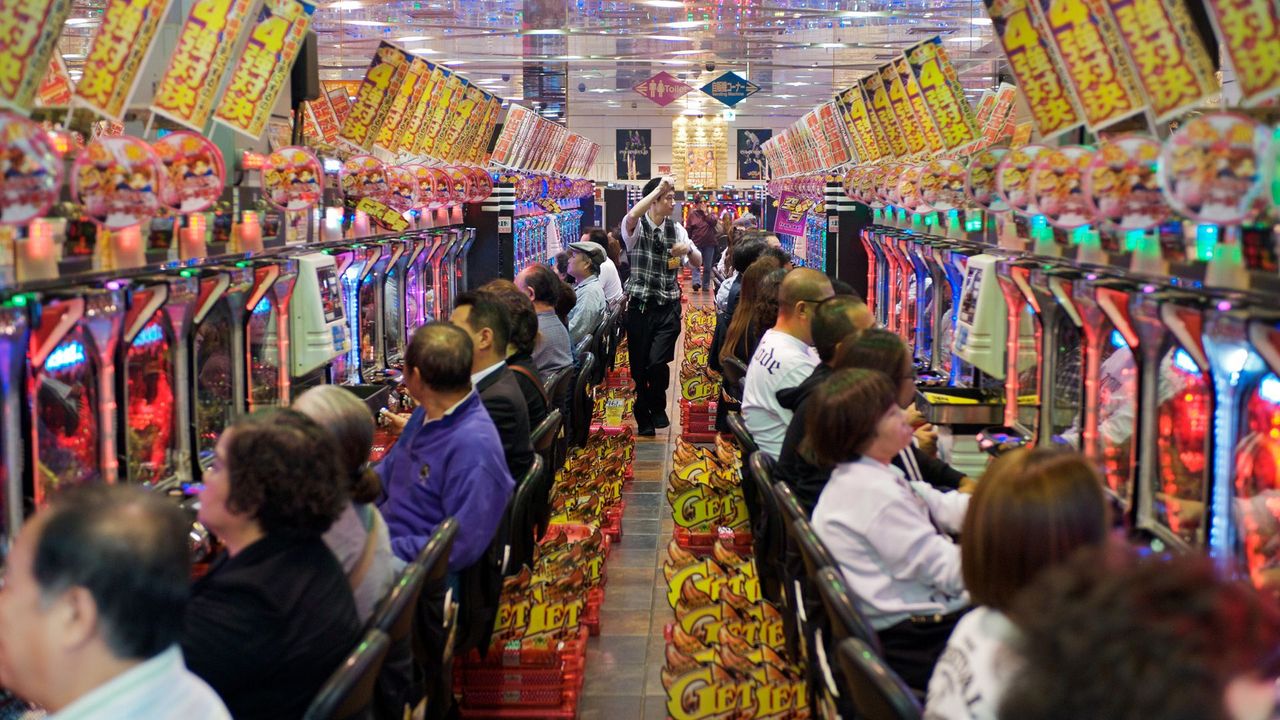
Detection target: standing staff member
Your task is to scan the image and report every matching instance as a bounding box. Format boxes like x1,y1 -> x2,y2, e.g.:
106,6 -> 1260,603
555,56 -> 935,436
622,176 -> 702,436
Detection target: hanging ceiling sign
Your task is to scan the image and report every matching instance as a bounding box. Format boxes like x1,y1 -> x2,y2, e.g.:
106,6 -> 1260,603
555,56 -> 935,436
633,71 -> 693,107
700,72 -> 760,107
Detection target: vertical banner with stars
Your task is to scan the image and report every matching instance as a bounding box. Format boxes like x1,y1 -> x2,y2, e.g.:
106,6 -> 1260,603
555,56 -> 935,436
213,0 -> 314,140
985,0 -> 1085,139
75,0 -> 173,120
0,0 -> 74,111
151,0 -> 257,131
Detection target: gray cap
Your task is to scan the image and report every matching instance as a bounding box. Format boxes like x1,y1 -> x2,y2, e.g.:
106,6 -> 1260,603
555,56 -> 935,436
567,241 -> 606,265
733,213 -> 758,228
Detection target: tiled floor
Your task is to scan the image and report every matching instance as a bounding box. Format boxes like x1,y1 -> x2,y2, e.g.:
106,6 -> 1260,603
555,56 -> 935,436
577,296 -> 704,720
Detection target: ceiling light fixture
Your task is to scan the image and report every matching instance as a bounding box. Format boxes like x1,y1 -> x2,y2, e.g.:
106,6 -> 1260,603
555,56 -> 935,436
405,47 -> 439,54
324,0 -> 363,9
343,19 -> 391,26
395,35 -> 433,42
970,17 -> 993,25
65,17 -> 99,25
671,49 -> 702,55
816,42 -> 846,48
646,35 -> 695,42
442,59 -> 466,65
945,35 -> 981,42
643,0 -> 685,7
840,10 -> 885,18
524,28 -> 566,35
665,20 -> 704,28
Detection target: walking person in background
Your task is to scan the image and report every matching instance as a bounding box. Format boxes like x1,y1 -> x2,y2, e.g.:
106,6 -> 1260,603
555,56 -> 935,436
685,194 -> 719,293
621,176 -> 702,436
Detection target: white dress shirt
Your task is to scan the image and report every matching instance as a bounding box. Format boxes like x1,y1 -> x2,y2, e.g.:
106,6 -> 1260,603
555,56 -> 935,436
599,258 -> 625,306
812,456 -> 970,630
470,359 -> 506,387
49,645 -> 230,720
741,328 -> 819,458
925,607 -> 1023,720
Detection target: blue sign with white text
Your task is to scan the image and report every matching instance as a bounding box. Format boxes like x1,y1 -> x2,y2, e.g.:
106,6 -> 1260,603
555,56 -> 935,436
701,72 -> 760,107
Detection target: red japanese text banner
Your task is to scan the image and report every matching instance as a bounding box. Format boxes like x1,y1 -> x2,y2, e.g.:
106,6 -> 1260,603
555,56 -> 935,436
0,0 -> 74,111
213,0 -> 315,140
75,0 -> 174,120
151,0 -> 256,131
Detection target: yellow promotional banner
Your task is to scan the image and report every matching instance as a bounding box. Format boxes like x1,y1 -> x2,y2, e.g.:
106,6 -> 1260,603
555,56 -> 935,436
1103,0 -> 1219,119
0,0 -> 74,111
468,96 -> 501,164
1205,0 -> 1280,104
213,0 -> 313,139
151,0 -> 255,130
36,55 -> 73,107
906,38 -> 981,150
374,57 -> 428,156
305,93 -> 340,144
438,83 -> 485,163
356,197 -> 410,232
338,42 -> 412,152
1032,0 -> 1147,130
450,90 -> 488,164
324,82 -> 354,123
987,0 -> 1084,139
75,0 -> 173,120
896,56 -> 945,155
416,71 -> 462,159
863,70 -> 909,158
397,64 -> 443,155
836,81 -> 881,163
880,62 -> 927,156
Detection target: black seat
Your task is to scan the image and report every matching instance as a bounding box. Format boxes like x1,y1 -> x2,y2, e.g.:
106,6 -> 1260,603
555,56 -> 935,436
529,409 -> 562,538
413,518 -> 458,583
506,454 -> 546,573
836,638 -> 922,720
721,356 -> 748,400
746,452 -> 785,606
605,300 -> 627,370
407,520 -> 457,718
543,367 -> 575,470
725,411 -> 758,457
815,566 -> 883,656
366,557 -> 429,720
303,628 -> 391,720
573,333 -> 593,360
773,482 -> 833,693
590,313 -> 614,385
570,351 -> 598,448
530,408 -> 562,464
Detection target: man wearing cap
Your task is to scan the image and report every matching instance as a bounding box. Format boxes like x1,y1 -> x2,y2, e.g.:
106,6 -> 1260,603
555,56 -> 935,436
566,240 -> 607,348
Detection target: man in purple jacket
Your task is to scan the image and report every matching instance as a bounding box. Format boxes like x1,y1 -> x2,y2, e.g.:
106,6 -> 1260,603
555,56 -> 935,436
377,322 -> 514,571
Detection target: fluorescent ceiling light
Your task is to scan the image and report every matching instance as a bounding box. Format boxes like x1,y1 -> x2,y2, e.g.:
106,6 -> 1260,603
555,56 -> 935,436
665,20 -> 704,28
475,78 -> 501,84
946,35 -> 981,42
671,49 -> 702,55
405,47 -> 439,54
589,88 -> 614,93
840,10 -> 885,18
344,19 -> 391,26
785,81 -> 810,86
325,1 -> 363,9
646,35 -> 695,42
442,59 -> 466,65
395,35 -> 432,42
817,42 -> 847,48
644,1 -> 685,7
62,53 -> 87,59
555,55 -> 583,60
65,17 -> 99,25
524,28 -> 566,35
970,17 -> 993,25
661,59 -> 692,65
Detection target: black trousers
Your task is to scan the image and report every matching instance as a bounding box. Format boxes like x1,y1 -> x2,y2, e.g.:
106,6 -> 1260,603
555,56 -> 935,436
877,607 -> 969,691
627,298 -> 681,427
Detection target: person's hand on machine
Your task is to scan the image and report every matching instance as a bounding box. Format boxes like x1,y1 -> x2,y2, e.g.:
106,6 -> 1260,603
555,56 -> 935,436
914,422 -> 939,457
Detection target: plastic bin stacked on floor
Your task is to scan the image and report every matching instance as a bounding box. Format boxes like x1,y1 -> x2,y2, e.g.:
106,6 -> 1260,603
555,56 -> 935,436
550,427 -> 635,544
666,436 -> 753,556
659,434 -> 811,719
678,308 -> 721,443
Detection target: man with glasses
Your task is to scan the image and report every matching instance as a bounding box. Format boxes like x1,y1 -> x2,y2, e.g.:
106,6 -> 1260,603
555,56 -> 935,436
742,268 -> 834,457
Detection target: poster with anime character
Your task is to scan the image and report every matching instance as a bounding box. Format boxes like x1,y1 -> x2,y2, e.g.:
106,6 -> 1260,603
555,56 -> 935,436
154,131 -> 224,214
261,146 -> 322,211
72,135 -> 163,229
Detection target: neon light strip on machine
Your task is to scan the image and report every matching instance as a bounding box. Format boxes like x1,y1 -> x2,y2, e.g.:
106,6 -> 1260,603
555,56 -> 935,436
46,341 -> 86,372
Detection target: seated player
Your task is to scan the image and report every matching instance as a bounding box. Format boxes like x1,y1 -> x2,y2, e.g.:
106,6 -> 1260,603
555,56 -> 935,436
0,485 -> 229,719
565,241 -> 608,348
479,280 -> 550,429
808,369 -> 970,691
182,409 -> 360,720
516,262 -> 574,382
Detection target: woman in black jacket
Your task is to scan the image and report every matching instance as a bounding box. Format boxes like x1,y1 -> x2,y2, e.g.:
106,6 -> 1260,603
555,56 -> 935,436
182,409 -> 360,720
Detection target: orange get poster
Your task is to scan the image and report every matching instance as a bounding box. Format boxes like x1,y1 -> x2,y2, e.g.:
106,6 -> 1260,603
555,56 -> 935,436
213,0 -> 315,139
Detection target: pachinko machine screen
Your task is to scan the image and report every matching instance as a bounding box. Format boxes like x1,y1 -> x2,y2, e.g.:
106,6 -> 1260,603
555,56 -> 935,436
1233,373 -> 1280,597
384,264 -> 405,370
247,294 -> 282,410
33,331 -> 99,507
123,312 -> 177,487
193,300 -> 235,466
1096,330 -> 1139,508
1149,346 -> 1212,546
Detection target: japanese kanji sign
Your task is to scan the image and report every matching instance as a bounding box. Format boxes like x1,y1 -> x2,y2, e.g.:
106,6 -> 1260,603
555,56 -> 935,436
1202,0 -> 1280,105
906,38 -> 981,151
36,55 -> 73,108
75,0 -> 173,120
0,0 -> 74,111
985,0 -> 1085,139
1104,0 -> 1216,120
339,42 -> 411,152
633,71 -> 692,107
700,72 -> 760,107
151,0 -> 256,131
214,0 -> 314,139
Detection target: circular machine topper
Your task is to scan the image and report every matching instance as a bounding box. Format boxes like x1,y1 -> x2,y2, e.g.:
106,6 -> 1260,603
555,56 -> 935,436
996,144 -> 1049,217
921,157 -> 968,212
154,130 -> 225,214
428,167 -> 455,208
895,165 -> 932,215
842,166 -> 861,203
341,155 -> 390,202
72,135 -> 164,230
0,111 -> 63,227
405,164 -> 436,210
1159,112 -> 1269,226
469,167 -> 494,202
966,147 -> 1009,213
385,165 -> 419,214
873,163 -> 902,208
1085,135 -> 1168,231
261,146 -> 323,212
1031,145 -> 1095,230
447,166 -> 474,204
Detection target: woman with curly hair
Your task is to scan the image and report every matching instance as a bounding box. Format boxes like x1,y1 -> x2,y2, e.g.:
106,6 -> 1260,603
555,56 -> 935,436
998,547 -> 1280,720
181,409 -> 360,720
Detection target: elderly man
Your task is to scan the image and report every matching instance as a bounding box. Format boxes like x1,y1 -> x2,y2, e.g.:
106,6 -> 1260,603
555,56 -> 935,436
0,485 -> 230,719
565,240 -> 608,348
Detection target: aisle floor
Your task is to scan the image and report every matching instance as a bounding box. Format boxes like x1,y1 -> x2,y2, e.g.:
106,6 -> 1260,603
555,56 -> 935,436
577,296 -> 701,720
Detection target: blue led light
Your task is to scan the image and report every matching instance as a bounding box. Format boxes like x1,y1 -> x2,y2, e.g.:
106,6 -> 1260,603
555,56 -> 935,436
252,298 -> 271,315
1260,373 -> 1280,404
1110,329 -> 1127,349
47,341 -> 86,372
133,323 -> 165,348
1172,348 -> 1200,375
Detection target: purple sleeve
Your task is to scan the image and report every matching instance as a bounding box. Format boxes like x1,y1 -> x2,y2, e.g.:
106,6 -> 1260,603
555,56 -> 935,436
441,456 -> 514,571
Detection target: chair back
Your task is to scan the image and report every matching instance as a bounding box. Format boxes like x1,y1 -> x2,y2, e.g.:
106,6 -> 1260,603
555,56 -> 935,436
544,366 -> 575,411
835,638 -> 922,720
413,518 -> 458,585
815,567 -> 883,656
507,454 -> 546,573
773,481 -> 808,533
721,356 -> 748,400
531,408 -> 562,455
573,333 -> 593,360
302,629 -> 391,720
793,518 -> 838,580
544,368 -> 574,469
570,351 -> 597,448
590,314 -> 613,385
746,452 -> 784,606
605,301 -> 626,370
367,562 -> 427,646
725,411 -> 758,458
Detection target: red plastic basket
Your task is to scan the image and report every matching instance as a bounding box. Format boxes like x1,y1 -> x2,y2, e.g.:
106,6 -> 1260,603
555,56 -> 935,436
673,526 -> 754,556
680,430 -> 720,443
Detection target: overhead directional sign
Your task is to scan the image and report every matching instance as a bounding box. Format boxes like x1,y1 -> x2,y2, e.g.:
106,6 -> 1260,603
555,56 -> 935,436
701,72 -> 760,107
633,71 -> 693,107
